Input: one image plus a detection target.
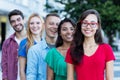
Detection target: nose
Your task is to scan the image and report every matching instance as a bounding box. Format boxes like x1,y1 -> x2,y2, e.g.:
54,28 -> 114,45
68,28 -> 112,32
54,24 -> 58,28
15,20 -> 20,25
33,23 -> 37,27
86,24 -> 91,28
52,24 -> 58,30
67,29 -> 73,34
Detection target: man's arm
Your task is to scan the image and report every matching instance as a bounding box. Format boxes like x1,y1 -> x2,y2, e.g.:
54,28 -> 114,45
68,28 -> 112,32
1,42 -> 8,80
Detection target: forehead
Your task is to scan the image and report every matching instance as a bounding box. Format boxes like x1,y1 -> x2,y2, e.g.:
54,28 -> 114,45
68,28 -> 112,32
30,16 -> 41,21
46,16 -> 60,23
10,15 -> 22,20
84,14 -> 98,22
61,22 -> 73,28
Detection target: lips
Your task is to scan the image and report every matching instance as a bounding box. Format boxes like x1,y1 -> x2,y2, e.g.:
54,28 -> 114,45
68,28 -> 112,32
32,28 -> 40,31
84,30 -> 93,34
65,34 -> 73,40
50,29 -> 57,34
66,35 -> 72,38
15,24 -> 22,28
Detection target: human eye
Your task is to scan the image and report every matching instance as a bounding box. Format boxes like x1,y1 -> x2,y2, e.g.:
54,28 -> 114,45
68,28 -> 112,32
17,17 -> 21,21
90,22 -> 97,27
37,22 -> 40,24
49,22 -> 54,25
56,23 -> 59,26
62,27 -> 67,31
91,22 -> 96,25
30,22 -> 34,25
10,20 -> 15,24
70,27 -> 74,31
82,22 -> 88,26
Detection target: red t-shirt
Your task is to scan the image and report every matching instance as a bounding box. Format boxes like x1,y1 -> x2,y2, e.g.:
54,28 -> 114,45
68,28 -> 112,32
65,44 -> 115,80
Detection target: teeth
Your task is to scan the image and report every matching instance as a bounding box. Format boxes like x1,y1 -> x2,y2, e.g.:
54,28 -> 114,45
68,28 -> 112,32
51,28 -> 57,32
66,35 -> 72,38
32,29 -> 37,31
85,30 -> 91,33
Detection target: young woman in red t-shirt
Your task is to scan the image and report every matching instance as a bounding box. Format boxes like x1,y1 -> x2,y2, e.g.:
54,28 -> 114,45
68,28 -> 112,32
65,9 -> 115,80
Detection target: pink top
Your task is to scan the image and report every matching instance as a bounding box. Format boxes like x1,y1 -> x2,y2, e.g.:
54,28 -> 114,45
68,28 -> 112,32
65,44 -> 115,80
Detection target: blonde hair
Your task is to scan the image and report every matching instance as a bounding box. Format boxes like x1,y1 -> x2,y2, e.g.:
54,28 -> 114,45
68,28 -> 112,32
26,13 -> 44,53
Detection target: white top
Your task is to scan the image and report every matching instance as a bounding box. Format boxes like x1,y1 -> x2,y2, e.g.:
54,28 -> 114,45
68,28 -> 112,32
14,36 -> 20,80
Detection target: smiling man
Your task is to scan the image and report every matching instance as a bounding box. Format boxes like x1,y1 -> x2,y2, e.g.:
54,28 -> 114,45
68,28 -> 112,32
26,13 -> 61,80
1,9 -> 26,80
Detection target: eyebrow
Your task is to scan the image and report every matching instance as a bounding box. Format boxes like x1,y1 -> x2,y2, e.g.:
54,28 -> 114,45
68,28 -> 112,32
83,20 -> 97,22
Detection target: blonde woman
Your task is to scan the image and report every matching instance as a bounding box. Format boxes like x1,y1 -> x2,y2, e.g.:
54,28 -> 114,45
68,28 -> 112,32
18,13 -> 44,80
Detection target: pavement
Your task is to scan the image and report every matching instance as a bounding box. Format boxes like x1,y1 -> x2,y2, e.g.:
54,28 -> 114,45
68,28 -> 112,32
0,51 -> 119,80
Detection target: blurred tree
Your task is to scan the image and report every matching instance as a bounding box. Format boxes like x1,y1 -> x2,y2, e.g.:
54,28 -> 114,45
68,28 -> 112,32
45,0 -> 120,46
99,1 -> 120,46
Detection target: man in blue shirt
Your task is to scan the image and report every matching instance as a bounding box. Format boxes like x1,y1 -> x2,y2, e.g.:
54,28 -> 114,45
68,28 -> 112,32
26,13 -> 61,80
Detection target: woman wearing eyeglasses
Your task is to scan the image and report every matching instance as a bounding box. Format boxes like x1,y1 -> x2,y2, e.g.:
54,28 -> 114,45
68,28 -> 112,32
65,9 -> 115,80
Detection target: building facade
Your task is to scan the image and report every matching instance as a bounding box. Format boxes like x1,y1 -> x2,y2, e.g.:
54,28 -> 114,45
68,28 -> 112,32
0,0 -> 46,49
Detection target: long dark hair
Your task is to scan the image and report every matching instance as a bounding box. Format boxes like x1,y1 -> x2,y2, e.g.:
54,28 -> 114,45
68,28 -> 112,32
56,18 -> 76,48
70,9 -> 104,64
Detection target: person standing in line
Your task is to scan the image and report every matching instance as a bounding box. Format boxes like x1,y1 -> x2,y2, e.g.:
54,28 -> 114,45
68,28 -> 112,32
18,13 -> 44,80
26,13 -> 61,80
1,9 -> 26,80
65,9 -> 115,80
45,18 -> 76,80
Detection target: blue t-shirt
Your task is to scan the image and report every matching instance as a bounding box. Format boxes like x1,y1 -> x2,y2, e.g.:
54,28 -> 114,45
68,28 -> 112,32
18,38 -> 38,58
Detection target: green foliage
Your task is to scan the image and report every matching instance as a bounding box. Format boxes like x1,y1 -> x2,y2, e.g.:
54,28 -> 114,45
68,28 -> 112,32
100,1 -> 120,31
45,0 -> 120,45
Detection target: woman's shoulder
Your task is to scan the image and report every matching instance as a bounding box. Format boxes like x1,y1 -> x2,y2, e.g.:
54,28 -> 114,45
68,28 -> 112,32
100,43 -> 112,49
20,38 -> 28,45
48,48 -> 57,53
46,48 -> 60,59
99,43 -> 114,54
21,38 -> 27,42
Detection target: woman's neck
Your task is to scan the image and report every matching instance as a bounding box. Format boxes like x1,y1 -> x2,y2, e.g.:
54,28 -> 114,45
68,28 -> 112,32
84,37 -> 97,47
58,41 -> 71,50
32,34 -> 41,43
62,42 -> 71,48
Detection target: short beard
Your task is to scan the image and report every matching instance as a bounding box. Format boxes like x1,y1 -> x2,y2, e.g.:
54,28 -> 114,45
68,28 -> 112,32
14,24 -> 24,32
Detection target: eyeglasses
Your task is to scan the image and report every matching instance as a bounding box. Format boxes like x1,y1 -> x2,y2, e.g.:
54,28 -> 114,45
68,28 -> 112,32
81,21 -> 98,28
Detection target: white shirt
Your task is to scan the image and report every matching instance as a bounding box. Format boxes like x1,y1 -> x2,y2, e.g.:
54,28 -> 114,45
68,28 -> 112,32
15,36 -> 20,80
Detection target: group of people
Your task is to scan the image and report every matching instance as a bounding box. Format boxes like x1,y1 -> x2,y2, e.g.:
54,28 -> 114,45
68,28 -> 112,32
1,9 -> 115,80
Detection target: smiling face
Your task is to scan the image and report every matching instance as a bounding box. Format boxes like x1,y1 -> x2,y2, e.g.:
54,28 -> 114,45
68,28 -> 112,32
81,14 -> 98,38
60,22 -> 75,43
29,16 -> 42,36
45,16 -> 61,39
10,15 -> 24,32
